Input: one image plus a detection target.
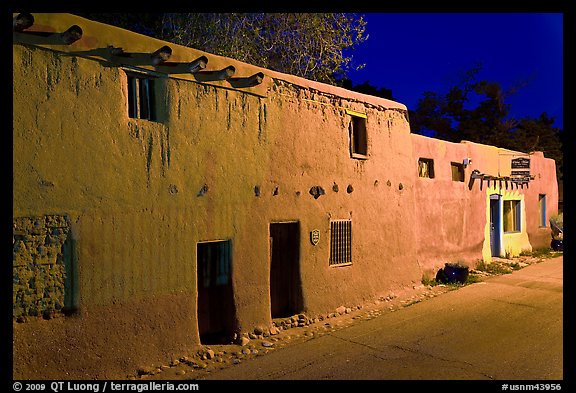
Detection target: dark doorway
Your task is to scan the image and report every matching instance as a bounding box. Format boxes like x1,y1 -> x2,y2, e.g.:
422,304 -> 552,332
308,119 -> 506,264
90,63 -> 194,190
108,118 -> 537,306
270,222 -> 303,318
490,194 -> 502,257
197,240 -> 236,344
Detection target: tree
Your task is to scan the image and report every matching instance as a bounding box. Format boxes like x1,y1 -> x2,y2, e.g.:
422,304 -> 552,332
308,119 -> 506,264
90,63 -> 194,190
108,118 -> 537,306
339,79 -> 394,100
77,13 -> 368,85
409,64 -> 563,180
505,113 -> 564,181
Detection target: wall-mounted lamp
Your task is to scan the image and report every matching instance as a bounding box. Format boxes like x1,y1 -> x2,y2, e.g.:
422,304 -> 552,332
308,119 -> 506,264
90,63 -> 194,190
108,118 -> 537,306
188,56 -> 208,73
463,158 -> 472,168
13,13 -> 34,32
150,46 -> 172,65
60,25 -> 83,44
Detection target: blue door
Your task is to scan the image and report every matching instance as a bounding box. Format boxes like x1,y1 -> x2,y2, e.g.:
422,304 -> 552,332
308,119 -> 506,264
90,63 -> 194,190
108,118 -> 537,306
490,194 -> 502,257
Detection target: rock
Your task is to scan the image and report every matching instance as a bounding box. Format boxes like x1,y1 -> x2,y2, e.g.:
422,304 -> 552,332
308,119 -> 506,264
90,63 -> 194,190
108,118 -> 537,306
248,332 -> 258,340
170,359 -> 180,367
233,359 -> 241,364
242,348 -> 251,355
254,326 -> 264,335
194,361 -> 207,369
176,370 -> 186,376
137,366 -> 155,376
204,349 -> 215,360
261,341 -> 274,348
345,308 -> 352,314
269,327 -> 280,335
335,306 -> 346,315
238,336 -> 250,346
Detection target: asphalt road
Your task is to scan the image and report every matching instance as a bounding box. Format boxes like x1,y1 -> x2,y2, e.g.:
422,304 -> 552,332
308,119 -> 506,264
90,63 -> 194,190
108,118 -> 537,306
200,256 -> 563,380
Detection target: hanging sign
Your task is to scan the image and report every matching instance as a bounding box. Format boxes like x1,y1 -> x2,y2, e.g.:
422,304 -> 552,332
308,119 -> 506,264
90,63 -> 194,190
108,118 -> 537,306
511,157 -> 531,183
511,157 -> 530,169
310,229 -> 320,246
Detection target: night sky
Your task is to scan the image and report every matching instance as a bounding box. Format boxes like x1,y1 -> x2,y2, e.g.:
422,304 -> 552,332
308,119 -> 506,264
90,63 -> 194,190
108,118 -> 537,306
346,13 -> 563,129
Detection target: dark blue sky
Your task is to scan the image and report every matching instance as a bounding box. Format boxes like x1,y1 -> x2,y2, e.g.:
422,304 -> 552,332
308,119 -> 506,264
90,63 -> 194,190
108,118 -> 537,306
346,13 -> 563,129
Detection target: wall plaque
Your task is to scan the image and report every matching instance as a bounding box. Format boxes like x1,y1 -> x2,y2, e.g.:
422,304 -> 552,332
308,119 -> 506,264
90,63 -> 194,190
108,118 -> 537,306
310,229 -> 320,246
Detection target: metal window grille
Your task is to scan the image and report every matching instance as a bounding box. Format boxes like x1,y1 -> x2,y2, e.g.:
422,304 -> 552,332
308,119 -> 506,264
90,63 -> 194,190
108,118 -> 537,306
330,220 -> 352,266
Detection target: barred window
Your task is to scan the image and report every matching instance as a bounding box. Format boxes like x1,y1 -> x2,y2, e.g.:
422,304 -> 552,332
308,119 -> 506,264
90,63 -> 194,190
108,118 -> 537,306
329,220 -> 352,266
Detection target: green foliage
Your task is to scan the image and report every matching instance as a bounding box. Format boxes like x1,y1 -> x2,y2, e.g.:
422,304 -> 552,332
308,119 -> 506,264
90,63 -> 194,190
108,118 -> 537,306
474,260 -> 513,275
520,247 -> 562,259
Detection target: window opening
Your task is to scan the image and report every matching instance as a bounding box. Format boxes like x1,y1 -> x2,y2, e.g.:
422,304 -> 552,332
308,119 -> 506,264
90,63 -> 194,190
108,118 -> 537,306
329,220 -> 352,266
346,109 -> 368,158
127,73 -> 156,121
451,162 -> 465,182
418,158 -> 435,178
538,194 -> 547,227
503,200 -> 521,233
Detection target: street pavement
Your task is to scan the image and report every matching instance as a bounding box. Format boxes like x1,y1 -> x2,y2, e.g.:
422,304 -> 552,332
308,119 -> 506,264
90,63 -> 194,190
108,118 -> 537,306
198,256 -> 563,380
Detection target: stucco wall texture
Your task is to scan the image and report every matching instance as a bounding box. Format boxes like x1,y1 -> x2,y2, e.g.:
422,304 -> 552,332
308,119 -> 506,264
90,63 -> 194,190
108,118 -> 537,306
13,13 -> 559,379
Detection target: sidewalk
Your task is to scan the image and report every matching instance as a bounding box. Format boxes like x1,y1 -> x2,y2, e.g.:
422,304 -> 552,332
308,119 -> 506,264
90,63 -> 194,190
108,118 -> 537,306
133,252 -> 563,380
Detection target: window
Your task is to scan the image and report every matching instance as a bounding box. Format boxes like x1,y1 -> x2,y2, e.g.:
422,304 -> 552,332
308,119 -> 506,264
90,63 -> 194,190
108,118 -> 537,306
127,73 -> 157,121
503,200 -> 521,233
418,158 -> 435,178
346,109 -> 368,158
329,220 -> 352,266
539,194 -> 547,227
451,162 -> 465,182
197,240 -> 232,287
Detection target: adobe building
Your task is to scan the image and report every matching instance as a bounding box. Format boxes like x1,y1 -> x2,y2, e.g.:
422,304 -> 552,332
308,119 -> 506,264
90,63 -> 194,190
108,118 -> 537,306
12,13 -> 559,379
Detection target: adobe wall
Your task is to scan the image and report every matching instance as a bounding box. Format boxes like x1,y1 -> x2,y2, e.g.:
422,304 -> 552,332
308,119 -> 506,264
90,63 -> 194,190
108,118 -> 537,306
261,79 -> 422,314
410,135 -> 486,277
13,13 -> 558,380
13,14 -> 422,379
411,134 -> 558,273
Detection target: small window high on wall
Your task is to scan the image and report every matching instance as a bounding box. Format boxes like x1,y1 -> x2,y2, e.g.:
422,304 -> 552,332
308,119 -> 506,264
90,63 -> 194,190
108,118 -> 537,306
418,158 -> 435,178
346,109 -> 368,159
451,162 -> 465,182
127,72 -> 157,121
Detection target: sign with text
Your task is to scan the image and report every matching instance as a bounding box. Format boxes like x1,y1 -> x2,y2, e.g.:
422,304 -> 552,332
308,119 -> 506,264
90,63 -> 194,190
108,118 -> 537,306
511,157 -> 530,169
